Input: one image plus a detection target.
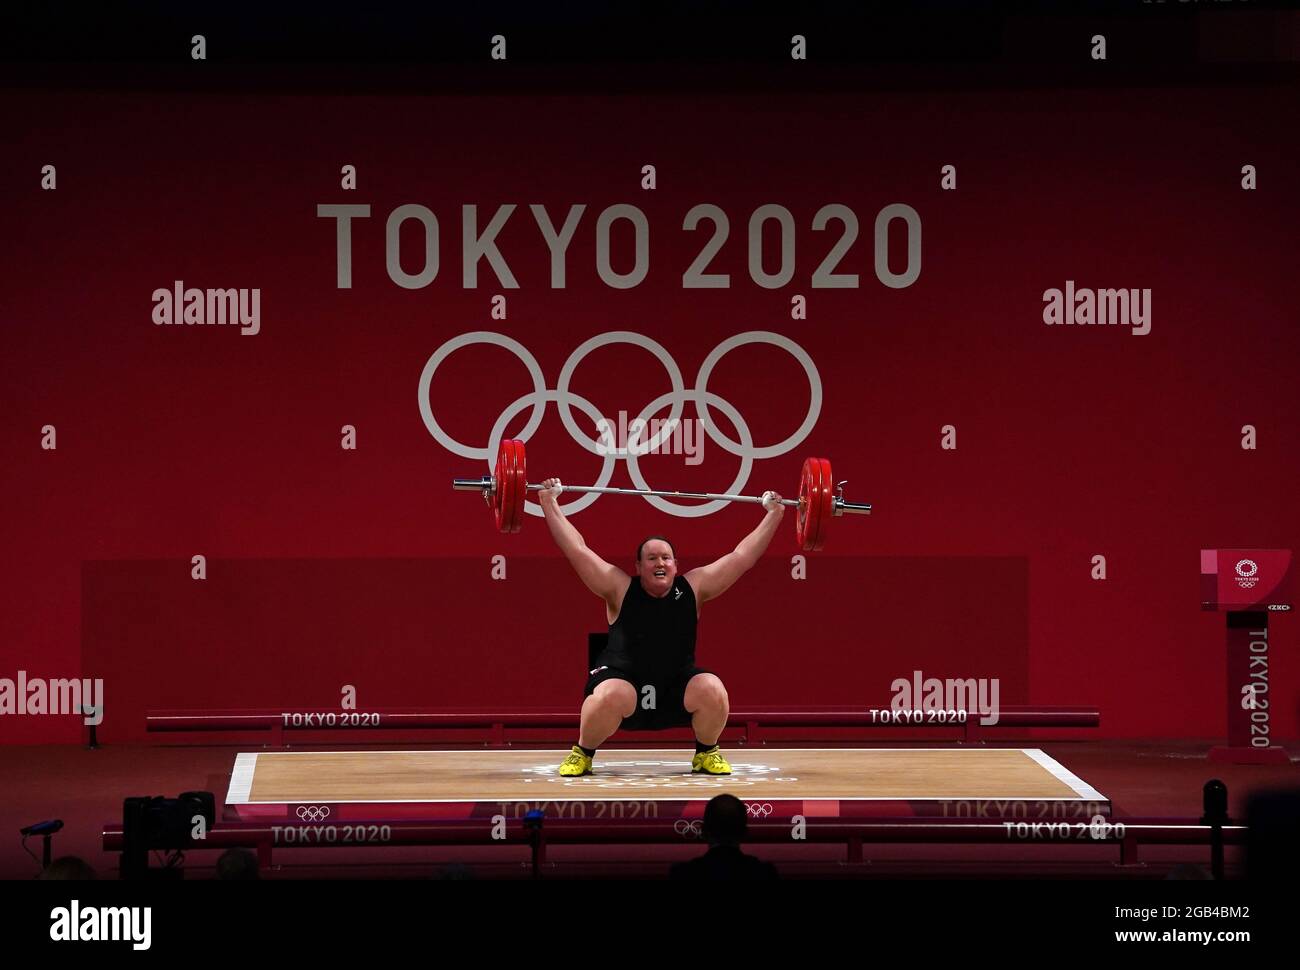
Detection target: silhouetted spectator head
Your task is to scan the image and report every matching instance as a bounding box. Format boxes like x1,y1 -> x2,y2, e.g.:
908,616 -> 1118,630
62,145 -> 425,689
702,794 -> 747,847
38,856 -> 96,880
216,848 -> 259,880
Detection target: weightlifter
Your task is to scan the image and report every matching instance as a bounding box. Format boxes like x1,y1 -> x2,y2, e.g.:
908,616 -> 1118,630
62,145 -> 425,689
537,476 -> 786,776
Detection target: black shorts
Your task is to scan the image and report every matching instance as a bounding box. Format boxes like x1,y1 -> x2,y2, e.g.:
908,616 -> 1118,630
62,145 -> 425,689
583,665 -> 714,731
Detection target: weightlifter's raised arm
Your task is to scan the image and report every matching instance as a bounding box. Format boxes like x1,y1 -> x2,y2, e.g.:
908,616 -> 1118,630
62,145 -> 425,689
684,490 -> 785,604
537,477 -> 628,605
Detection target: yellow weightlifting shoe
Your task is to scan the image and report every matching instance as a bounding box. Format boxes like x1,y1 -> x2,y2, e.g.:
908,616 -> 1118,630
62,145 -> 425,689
691,746 -> 731,775
558,745 -> 594,777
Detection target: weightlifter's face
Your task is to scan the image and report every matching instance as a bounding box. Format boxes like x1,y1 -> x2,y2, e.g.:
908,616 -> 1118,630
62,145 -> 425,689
637,540 -> 677,598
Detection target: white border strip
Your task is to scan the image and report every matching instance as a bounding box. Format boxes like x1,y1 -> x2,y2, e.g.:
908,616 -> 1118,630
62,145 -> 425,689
1020,748 -> 1107,801
226,752 -> 258,805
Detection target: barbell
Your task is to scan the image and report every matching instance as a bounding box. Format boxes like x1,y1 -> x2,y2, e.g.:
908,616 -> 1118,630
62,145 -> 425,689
452,439 -> 872,551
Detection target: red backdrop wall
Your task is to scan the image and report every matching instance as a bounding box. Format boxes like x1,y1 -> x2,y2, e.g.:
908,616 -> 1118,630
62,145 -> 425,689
2,83 -> 1296,743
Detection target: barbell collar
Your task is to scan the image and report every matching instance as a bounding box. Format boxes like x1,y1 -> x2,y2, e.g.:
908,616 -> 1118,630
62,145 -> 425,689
834,498 -> 873,516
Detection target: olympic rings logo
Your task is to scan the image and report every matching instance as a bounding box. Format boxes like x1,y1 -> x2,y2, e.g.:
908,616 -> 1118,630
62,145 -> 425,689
745,802 -> 774,818
418,330 -> 822,518
674,819 -> 704,838
1235,559 -> 1260,589
296,805 -> 331,822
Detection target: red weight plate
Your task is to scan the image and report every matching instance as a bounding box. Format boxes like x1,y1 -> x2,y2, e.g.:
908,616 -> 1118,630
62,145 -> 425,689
493,440 -> 516,534
506,439 -> 527,534
807,457 -> 827,552
812,457 -> 834,551
492,441 -> 509,533
796,457 -> 817,551
797,456 -> 832,552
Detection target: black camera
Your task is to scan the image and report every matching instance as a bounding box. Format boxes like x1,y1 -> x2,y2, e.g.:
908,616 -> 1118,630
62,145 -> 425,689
120,791 -> 216,879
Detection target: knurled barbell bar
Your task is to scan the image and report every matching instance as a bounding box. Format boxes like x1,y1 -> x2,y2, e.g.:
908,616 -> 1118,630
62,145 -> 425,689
452,439 -> 871,551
